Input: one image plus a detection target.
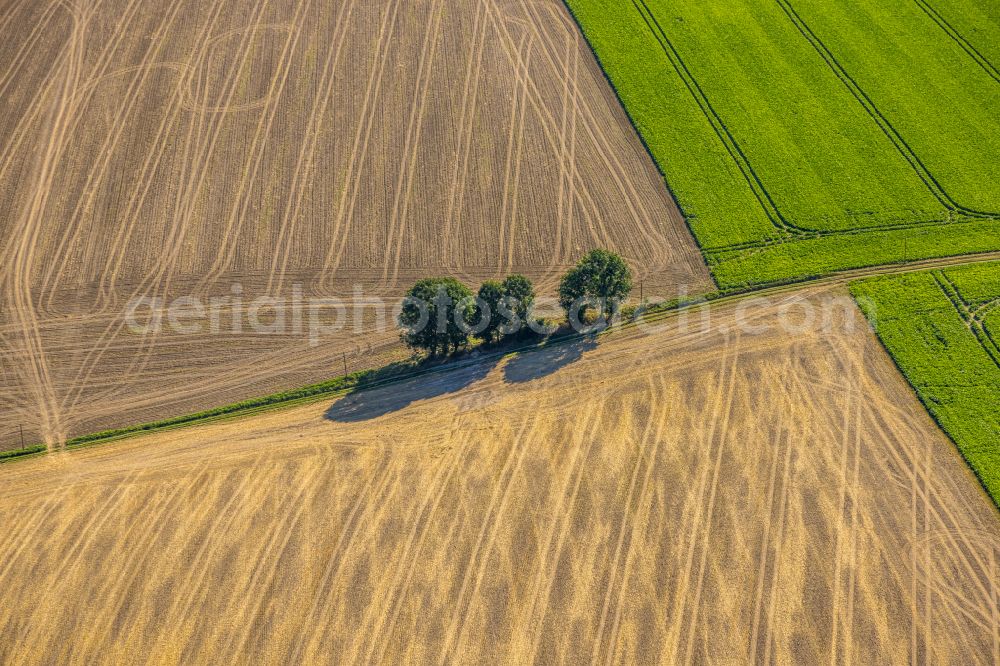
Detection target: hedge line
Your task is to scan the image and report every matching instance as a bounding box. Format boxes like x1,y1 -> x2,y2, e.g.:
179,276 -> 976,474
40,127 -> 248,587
0,444 -> 47,462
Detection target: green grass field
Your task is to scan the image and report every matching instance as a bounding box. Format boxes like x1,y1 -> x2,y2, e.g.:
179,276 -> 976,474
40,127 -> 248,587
565,0 -> 1000,287
851,261 -> 1000,507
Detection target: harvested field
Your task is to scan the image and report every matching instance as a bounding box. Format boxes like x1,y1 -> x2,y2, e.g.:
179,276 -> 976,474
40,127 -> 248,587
0,0 -> 711,450
2,289 -> 998,663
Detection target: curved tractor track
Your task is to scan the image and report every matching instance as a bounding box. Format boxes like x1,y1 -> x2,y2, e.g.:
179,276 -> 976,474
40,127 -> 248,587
1,288 -> 998,663
0,0 -> 711,451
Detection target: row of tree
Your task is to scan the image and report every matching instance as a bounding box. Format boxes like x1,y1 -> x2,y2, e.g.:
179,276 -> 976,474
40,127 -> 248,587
397,250 -> 633,355
397,274 -> 536,354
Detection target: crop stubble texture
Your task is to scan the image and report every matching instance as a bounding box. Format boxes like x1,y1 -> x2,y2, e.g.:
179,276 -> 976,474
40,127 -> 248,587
0,0 -> 711,450
1,290 -> 998,663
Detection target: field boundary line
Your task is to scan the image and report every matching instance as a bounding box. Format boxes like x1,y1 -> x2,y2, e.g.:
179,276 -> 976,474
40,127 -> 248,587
556,0 -> 716,283
705,213 -> 983,255
932,271 -> 1000,369
630,0 -> 808,238
53,0 -> 259,426
515,0 -> 668,260
564,0 -> 1000,266
5,253 -> 1000,463
626,0 -> 997,242
852,279 -> 1000,515
486,0 -> 664,277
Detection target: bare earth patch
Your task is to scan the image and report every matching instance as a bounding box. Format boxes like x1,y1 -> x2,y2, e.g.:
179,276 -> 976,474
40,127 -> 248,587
1,288 -> 996,663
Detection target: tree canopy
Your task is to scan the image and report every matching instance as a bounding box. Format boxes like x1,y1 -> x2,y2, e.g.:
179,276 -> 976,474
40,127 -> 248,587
397,277 -> 475,354
500,274 -> 535,326
558,249 -> 633,324
475,275 -> 536,343
474,280 -> 505,343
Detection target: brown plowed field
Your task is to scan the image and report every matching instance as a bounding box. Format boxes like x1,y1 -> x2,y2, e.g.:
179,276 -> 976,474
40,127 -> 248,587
2,289 -> 997,663
0,0 -> 711,449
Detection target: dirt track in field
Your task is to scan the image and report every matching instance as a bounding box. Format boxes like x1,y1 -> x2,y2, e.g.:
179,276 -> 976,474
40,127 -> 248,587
1,288 -> 997,664
0,0 -> 711,449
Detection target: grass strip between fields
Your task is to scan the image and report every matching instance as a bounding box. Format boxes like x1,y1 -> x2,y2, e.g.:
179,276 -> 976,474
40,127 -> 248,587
7,254 -> 1000,527
0,327 -> 617,462
5,252 -> 1000,465
1,287 -> 764,463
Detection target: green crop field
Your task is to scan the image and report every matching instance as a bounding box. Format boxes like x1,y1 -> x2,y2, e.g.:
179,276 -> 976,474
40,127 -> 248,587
851,261 -> 1000,507
564,0 -> 1000,287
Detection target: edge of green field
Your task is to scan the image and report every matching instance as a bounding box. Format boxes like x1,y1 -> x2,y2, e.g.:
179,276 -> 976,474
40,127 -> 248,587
557,0 -> 718,286
562,0 -> 1000,289
850,263 -> 1000,511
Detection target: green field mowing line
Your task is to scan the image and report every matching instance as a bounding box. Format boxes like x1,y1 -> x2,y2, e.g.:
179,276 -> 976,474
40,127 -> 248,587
791,0 -> 1000,211
851,262 -> 1000,509
564,0 -> 1000,287
910,0 -> 1000,83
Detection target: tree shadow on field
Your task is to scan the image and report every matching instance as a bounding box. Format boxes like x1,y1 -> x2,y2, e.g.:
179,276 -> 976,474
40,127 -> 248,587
503,336 -> 598,384
324,355 -> 500,422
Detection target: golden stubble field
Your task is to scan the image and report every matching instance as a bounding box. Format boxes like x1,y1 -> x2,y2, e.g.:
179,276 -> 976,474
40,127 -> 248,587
1,289 -> 997,664
0,0 -> 711,449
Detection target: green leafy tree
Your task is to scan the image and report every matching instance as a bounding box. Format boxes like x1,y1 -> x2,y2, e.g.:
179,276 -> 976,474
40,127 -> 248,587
398,277 -> 475,355
558,250 -> 633,324
500,274 -> 535,329
475,280 -> 505,343
475,275 -> 537,343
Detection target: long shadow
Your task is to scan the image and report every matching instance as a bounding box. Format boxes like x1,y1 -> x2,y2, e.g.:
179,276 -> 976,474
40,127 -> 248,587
325,355 -> 501,422
502,336 -> 598,384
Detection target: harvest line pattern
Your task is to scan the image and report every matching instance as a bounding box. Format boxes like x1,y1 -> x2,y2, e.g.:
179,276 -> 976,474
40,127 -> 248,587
0,0 -> 711,451
1,290 -> 998,662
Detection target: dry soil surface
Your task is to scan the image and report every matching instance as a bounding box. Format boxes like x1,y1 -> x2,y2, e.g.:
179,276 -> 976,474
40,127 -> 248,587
1,288 -> 997,664
0,0 -> 711,449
